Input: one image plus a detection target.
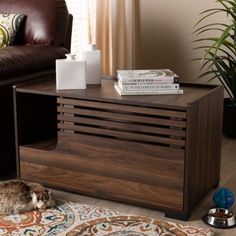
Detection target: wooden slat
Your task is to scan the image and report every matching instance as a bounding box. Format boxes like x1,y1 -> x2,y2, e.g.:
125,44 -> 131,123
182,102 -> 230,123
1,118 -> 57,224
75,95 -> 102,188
58,132 -> 185,159
58,97 -> 187,119
57,106 -> 186,128
57,114 -> 186,138
58,123 -> 185,147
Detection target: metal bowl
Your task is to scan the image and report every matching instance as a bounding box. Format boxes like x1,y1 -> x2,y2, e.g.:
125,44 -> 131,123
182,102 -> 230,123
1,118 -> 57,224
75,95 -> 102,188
203,208 -> 236,229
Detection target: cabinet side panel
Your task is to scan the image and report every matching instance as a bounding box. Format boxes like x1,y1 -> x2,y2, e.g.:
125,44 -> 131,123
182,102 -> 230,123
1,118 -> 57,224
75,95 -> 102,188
184,86 -> 224,212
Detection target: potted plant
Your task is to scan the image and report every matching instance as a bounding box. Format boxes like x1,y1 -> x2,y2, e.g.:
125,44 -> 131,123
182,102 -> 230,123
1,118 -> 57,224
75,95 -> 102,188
193,0 -> 236,137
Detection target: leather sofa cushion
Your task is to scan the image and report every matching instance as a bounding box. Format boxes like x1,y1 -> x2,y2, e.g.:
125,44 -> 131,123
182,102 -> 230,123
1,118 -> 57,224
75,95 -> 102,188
0,0 -> 69,46
0,45 -> 67,78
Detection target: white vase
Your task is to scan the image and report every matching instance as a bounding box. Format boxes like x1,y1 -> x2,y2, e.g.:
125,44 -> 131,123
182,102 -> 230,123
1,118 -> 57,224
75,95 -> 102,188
83,44 -> 101,84
56,54 -> 86,90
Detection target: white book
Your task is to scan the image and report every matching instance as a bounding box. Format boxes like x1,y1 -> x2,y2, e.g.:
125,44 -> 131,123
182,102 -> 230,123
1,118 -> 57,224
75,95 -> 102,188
114,83 -> 183,96
118,81 -> 179,91
117,69 -> 179,84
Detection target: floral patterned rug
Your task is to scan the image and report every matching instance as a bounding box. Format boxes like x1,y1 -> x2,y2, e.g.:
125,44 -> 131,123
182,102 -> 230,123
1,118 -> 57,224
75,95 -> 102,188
0,201 -> 214,236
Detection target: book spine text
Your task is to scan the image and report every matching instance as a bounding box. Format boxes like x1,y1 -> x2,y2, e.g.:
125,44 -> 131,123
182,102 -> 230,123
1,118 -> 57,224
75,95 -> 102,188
114,83 -> 183,96
118,82 -> 179,90
117,75 -> 179,84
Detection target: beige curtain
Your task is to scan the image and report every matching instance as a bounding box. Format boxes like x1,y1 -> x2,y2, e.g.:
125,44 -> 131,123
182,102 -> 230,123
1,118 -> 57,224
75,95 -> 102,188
96,0 -> 140,76
88,0 -> 97,44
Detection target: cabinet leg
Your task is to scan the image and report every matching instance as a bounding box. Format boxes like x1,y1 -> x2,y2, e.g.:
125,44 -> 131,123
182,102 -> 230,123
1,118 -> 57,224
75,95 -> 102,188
165,211 -> 190,221
213,183 -> 219,189
213,179 -> 220,189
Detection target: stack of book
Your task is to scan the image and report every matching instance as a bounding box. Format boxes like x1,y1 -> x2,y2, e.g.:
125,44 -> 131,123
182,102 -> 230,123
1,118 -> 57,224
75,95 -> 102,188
114,69 -> 183,96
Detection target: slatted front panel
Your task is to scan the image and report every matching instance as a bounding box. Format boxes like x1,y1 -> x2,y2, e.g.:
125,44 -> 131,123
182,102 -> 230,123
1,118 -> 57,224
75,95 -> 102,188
44,97 -> 187,211
57,97 -> 186,148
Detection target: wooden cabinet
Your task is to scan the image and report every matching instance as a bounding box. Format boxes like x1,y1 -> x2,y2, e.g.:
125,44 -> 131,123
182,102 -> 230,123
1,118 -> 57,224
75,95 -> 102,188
14,78 -> 224,220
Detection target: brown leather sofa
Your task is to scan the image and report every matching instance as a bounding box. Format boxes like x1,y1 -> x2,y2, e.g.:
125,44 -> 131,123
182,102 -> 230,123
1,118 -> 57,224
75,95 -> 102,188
0,0 -> 72,178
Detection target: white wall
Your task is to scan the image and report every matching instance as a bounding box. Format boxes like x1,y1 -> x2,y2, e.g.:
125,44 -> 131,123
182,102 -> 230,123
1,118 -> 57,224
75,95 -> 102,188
65,0 -> 92,57
136,0 -> 228,81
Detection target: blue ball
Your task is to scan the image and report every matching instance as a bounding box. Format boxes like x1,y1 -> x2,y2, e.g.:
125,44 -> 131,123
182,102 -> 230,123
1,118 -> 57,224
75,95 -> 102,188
213,188 -> 234,209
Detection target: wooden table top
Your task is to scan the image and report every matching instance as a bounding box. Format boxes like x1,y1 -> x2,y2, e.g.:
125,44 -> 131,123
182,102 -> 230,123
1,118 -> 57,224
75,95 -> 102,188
14,76 -> 222,110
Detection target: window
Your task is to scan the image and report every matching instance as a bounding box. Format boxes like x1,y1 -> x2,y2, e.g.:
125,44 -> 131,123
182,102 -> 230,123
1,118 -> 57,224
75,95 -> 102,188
66,0 -> 96,59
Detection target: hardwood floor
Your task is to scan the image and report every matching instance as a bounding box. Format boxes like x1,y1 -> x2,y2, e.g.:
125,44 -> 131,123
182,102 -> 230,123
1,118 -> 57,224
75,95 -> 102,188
53,135 -> 236,235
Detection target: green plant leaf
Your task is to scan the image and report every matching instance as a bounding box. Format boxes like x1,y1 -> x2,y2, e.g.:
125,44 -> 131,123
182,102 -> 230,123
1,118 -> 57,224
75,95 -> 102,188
198,70 -> 221,79
193,23 -> 229,35
234,21 -> 236,48
214,24 -> 234,54
217,0 -> 236,18
194,9 -> 228,27
192,45 -> 236,61
214,62 -> 234,100
192,0 -> 236,104
193,38 -> 235,58
199,58 -> 215,72
219,0 -> 236,8
213,57 -> 232,88
207,73 -> 221,83
193,37 -> 235,58
195,27 -> 225,36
